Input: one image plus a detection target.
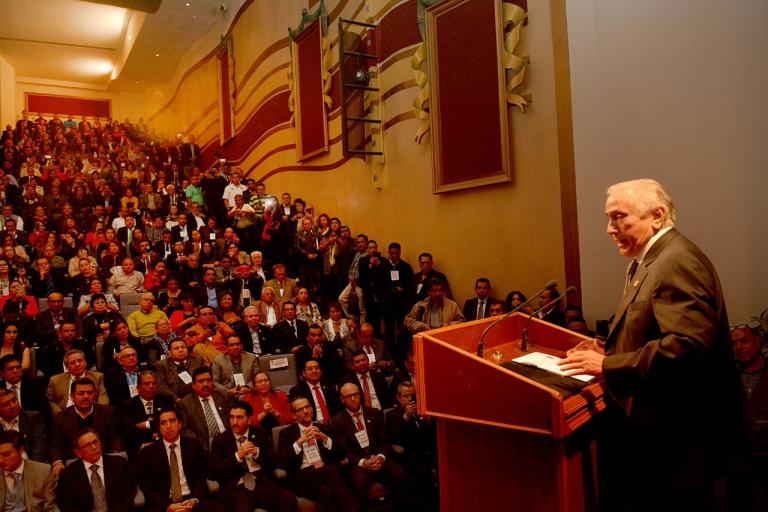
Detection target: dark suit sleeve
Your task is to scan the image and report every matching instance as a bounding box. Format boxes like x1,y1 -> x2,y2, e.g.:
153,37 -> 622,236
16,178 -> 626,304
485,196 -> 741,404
207,433 -> 242,482
27,411 -> 48,462
106,456 -> 136,512
134,444 -> 172,512
56,463 -> 91,512
276,426 -> 303,472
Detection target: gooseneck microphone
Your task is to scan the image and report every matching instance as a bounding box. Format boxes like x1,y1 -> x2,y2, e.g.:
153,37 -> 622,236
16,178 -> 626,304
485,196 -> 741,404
476,279 -> 558,357
520,285 -> 577,352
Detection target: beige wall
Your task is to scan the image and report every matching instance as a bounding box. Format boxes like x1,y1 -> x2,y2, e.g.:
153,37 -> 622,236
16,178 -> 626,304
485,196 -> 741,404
0,56 -> 16,128
140,0 -> 573,307
568,0 -> 768,324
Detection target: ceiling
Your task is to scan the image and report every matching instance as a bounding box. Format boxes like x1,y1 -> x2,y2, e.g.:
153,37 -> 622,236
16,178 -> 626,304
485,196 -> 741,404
0,0 -> 229,92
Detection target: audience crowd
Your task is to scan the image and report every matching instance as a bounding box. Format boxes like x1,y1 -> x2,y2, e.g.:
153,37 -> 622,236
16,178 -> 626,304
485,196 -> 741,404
0,110 -> 762,510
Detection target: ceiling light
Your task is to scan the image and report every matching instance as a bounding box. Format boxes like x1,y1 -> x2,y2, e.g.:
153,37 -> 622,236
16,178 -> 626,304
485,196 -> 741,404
155,53 -> 160,57
73,58 -> 114,77
185,2 -> 190,6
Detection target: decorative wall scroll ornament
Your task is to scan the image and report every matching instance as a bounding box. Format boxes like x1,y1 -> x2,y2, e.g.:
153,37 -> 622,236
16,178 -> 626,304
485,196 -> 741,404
502,3 -> 530,111
412,0 -> 530,143
288,0 -> 332,161
288,0 -> 332,128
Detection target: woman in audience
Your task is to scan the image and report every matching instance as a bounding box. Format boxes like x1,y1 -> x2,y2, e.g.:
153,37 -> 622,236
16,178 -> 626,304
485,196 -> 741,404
505,290 -> 531,314
0,259 -> 14,296
169,293 -> 197,333
243,371 -> 292,429
323,301 -> 352,344
96,227 -> 118,261
165,204 -> 180,229
147,317 -> 176,364
0,281 -> 38,319
295,286 -> 322,325
67,246 -> 97,278
77,278 -> 120,316
156,275 -> 182,313
199,241 -> 217,268
102,319 -> 144,369
82,293 -> 124,347
216,291 -> 242,327
0,321 -> 30,372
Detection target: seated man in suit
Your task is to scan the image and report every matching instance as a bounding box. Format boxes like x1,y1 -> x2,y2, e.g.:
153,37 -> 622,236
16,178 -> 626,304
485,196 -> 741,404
0,388 -> 46,462
341,350 -> 391,411
56,428 -> 135,512
34,291 -> 82,349
49,378 -> 123,478
331,382 -> 407,509
208,400 -> 297,512
343,322 -> 394,374
462,277 -> 493,321
105,346 -> 148,406
0,430 -> 57,511
119,370 -> 176,459
272,301 -> 308,353
155,339 -> 205,400
263,263 -> 298,304
234,306 -> 278,355
178,367 -> 229,452
255,286 -> 281,327
385,381 -> 438,508
106,258 -> 145,296
0,354 -> 46,413
227,264 -> 262,309
46,349 -> 108,414
277,396 -> 359,512
212,335 -> 258,399
42,321 -> 94,379
288,358 -> 342,425
404,278 -> 465,334
293,324 -> 346,384
135,408 -> 225,512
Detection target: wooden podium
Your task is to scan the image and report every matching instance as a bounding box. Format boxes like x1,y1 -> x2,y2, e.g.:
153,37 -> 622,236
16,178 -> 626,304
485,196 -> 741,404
413,313 -> 607,512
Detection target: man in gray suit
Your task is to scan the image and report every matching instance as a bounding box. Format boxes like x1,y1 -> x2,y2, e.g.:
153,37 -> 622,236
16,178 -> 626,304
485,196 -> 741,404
0,389 -> 46,462
46,349 -> 108,415
212,335 -> 258,399
343,322 -> 394,374
178,367 -> 229,451
0,430 -> 58,511
559,179 -> 748,510
155,339 -> 204,400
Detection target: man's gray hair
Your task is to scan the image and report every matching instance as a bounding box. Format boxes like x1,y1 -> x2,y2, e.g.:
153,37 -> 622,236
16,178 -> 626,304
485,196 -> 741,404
607,178 -> 676,227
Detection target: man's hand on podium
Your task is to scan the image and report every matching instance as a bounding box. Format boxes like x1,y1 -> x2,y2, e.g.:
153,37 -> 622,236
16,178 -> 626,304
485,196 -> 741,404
558,339 -> 605,377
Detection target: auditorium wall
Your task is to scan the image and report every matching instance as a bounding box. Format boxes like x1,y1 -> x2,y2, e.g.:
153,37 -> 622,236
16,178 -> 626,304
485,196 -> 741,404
568,0 -> 768,324
140,0 -> 576,307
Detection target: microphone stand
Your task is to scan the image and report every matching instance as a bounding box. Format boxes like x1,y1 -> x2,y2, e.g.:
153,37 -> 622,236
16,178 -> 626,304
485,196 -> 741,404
520,285 -> 576,352
476,279 -> 558,357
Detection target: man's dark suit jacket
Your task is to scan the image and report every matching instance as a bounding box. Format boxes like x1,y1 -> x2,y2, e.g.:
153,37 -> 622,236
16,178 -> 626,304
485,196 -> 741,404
56,454 -> 135,512
104,366 -> 138,406
462,297 -> 493,321
118,392 -> 176,458
0,410 -> 47,462
41,338 -> 93,379
155,355 -> 204,400
135,436 -> 209,512
288,381 -> 342,422
49,404 -> 123,463
116,225 -> 135,249
601,228 -> 748,495
234,323 -> 278,355
0,376 -> 47,413
294,341 -> 345,384
34,307 -> 82,348
208,426 -> 279,497
277,422 -> 345,474
181,143 -> 201,168
170,222 -> 191,243
226,276 -> 264,308
272,319 -> 309,353
341,370 -> 391,409
330,406 -> 391,466
178,391 -> 230,450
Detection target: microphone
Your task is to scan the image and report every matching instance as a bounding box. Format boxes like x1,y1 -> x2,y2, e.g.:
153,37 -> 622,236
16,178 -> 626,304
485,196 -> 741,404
520,285 -> 576,352
476,279 -> 558,357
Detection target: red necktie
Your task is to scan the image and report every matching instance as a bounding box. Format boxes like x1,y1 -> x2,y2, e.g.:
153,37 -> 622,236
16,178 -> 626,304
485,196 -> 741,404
312,385 -> 330,423
353,412 -> 365,431
362,374 -> 373,408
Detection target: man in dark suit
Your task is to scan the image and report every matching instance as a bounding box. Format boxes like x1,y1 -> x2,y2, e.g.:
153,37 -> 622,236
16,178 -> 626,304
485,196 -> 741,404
212,335 -> 259,398
153,230 -> 175,261
293,324 -> 345,384
272,302 -> 309,352
0,388 -> 47,462
227,265 -> 263,309
0,430 -> 57,512
462,277 -> 493,321
534,287 -> 566,327
288,358 -> 342,425
170,212 -> 192,243
343,322 -> 394,374
277,396 -> 359,512
155,339 -> 205,399
208,400 -> 297,512
135,408 -> 224,512
559,179 -> 748,511
34,291 -> 82,349
234,306 -> 278,355
56,428 -> 135,512
119,370 -> 176,459
49,378 -> 123,478
116,214 -> 138,256
331,382 -> 406,508
0,354 -> 46,413
341,350 -> 391,410
178,367 -> 229,451
181,135 -> 201,170
104,346 -> 146,406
